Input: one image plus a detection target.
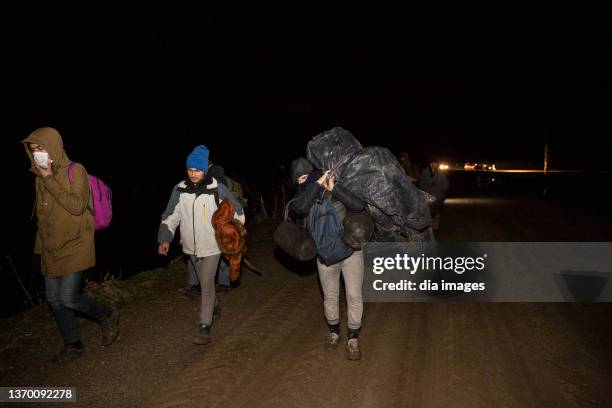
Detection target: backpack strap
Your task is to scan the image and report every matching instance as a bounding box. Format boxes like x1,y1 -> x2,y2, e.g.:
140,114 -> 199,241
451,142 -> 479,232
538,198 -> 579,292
315,188 -> 328,204
283,198 -> 297,221
203,186 -> 220,206
66,162 -> 94,214
67,162 -> 77,183
212,187 -> 220,206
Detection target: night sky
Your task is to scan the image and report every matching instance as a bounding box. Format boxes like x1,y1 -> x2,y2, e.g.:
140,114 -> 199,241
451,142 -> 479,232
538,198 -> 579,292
5,3 -> 609,168
3,2 -> 610,204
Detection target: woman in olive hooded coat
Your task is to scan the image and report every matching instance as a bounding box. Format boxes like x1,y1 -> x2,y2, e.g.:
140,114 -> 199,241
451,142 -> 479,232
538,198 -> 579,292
23,127 -> 118,366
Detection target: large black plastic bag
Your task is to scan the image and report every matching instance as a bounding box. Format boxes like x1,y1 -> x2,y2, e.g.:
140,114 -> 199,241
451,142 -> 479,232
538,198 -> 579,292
306,127 -> 362,173
306,128 -> 434,242
340,147 -> 434,241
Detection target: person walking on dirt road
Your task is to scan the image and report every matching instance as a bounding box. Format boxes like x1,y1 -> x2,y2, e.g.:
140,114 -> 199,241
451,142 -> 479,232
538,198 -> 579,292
22,127 -> 119,366
158,145 -> 245,345
290,157 -> 366,360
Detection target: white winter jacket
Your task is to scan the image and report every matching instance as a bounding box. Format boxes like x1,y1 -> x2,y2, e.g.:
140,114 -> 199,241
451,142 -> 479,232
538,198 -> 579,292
158,177 -> 246,258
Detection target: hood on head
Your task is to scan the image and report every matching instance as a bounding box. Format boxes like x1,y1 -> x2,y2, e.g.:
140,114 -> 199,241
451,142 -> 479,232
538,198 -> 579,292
22,127 -> 70,170
290,157 -> 314,182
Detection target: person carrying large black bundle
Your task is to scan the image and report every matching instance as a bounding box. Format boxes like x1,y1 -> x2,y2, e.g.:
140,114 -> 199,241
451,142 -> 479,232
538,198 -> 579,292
307,127 -> 434,242
290,156 -> 367,361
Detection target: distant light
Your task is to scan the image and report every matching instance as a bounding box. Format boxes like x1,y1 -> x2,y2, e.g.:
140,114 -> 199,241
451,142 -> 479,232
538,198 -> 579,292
445,197 -> 515,205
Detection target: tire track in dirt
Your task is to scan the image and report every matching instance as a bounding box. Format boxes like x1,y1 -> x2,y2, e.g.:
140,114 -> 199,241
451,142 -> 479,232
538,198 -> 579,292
225,300 -> 331,407
507,303 -> 612,407
336,302 -> 420,408
389,303 -> 477,408
147,275 -> 321,408
476,303 -> 543,407
247,302 -> 394,408
368,303 -> 544,408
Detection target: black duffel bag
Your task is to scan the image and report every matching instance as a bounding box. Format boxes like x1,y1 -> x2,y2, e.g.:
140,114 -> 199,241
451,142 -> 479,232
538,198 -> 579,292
273,199 -> 317,261
342,210 -> 374,250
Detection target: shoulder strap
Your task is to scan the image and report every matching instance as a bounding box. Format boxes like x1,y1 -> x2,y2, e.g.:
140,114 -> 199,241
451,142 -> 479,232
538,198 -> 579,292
66,162 -> 94,214
283,198 -> 298,221
67,162 -> 77,183
206,186 -> 220,206
317,189 -> 329,203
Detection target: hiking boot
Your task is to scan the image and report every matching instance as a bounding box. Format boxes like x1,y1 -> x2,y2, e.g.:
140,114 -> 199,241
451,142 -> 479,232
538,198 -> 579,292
213,304 -> 221,320
99,306 -> 119,346
346,338 -> 362,361
325,332 -> 341,350
48,343 -> 85,367
192,324 -> 211,345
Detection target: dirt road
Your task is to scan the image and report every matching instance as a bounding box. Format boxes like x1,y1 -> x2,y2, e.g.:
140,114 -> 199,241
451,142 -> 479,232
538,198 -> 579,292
1,196 -> 611,407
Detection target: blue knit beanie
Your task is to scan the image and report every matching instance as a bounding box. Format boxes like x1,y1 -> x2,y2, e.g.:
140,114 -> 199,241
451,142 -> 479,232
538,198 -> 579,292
186,145 -> 209,172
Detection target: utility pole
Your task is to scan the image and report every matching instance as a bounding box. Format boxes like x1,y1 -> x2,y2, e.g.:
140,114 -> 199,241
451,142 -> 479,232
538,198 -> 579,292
543,136 -> 548,173
542,136 -> 548,197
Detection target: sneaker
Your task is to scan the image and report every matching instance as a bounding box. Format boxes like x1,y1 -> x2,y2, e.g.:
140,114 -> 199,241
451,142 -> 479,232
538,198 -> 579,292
346,338 -> 362,361
48,344 -> 85,367
99,306 -> 119,346
325,332 -> 341,350
192,324 -> 211,345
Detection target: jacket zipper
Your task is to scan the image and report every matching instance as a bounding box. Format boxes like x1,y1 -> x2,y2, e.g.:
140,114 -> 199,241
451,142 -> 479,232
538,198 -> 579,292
192,196 -> 197,257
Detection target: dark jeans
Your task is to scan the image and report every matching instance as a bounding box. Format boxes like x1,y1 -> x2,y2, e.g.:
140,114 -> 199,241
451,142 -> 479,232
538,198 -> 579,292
45,270 -> 110,345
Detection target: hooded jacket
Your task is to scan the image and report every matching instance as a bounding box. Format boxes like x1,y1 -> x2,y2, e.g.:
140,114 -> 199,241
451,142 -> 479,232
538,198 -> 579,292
291,157 -> 314,182
158,177 -> 246,258
22,127 -> 95,277
291,181 -> 364,223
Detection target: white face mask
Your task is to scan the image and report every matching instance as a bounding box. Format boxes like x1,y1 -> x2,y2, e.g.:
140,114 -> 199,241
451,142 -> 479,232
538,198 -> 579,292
33,151 -> 50,169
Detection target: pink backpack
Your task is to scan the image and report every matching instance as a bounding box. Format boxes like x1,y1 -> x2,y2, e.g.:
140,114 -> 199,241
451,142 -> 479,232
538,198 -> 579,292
68,162 -> 113,230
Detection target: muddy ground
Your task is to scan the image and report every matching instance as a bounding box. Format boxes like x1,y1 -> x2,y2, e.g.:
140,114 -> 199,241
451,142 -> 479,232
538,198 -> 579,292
1,194 -> 611,407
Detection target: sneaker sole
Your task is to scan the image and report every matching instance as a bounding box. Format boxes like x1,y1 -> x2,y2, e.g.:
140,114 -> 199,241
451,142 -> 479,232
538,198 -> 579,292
192,336 -> 211,345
